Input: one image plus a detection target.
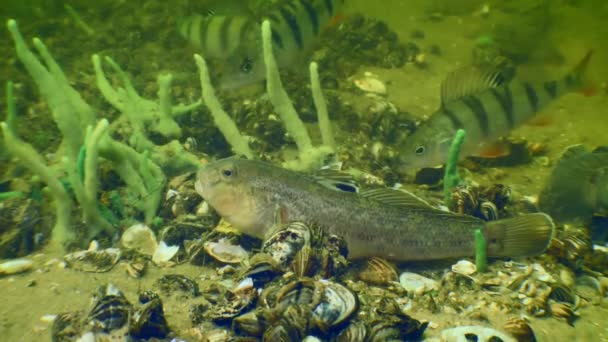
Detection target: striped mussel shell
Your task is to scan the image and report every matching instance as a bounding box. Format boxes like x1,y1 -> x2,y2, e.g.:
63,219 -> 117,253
262,222 -> 311,268
479,201 -> 499,221
291,244 -> 313,278
562,229 -> 593,267
334,321 -> 367,342
480,183 -> 511,211
241,253 -> 282,287
233,311 -> 264,337
51,311 -> 84,342
503,317 -> 537,342
274,279 -> 357,333
64,247 -> 122,273
366,321 -> 405,342
364,313 -> 428,342
549,284 -> 580,309
449,185 -> 479,215
358,257 -> 399,286
86,284 -> 132,333
263,321 -> 302,342
548,302 -> 579,325
207,278 -> 258,322
130,291 -> 170,339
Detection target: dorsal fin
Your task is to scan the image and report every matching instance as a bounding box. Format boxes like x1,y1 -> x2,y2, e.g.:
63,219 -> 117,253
359,187 -> 433,209
313,169 -> 359,193
440,66 -> 505,105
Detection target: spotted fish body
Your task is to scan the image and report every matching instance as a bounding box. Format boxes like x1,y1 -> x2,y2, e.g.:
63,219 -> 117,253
195,158 -> 554,261
399,52 -> 594,170
179,0 -> 344,89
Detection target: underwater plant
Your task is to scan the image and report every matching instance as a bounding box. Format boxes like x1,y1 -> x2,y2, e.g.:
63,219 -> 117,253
1,17 -> 336,251
194,19 -> 336,171
1,20 -> 201,250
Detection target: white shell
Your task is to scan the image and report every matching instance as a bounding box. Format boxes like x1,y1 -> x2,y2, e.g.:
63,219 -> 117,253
532,263 -> 555,282
121,223 -> 158,255
440,325 -> 516,342
75,332 -> 96,342
353,74 -> 387,95
0,258 -> 34,275
40,314 -> 57,323
451,259 -> 477,276
399,272 -> 438,295
204,238 -> 249,263
152,241 -> 179,266
166,188 -> 179,201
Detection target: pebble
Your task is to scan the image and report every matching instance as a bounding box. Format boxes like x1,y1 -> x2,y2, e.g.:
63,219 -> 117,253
40,314 -> 57,323
0,258 -> 34,276
399,272 -> 438,295
451,260 -> 477,276
353,72 -> 387,95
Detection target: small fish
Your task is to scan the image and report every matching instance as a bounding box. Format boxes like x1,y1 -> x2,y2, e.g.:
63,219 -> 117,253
195,157 -> 555,261
178,0 -> 345,89
399,51 -> 594,170
539,144 -> 608,223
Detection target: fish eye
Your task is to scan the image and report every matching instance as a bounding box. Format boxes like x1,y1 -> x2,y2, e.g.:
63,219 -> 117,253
221,168 -> 234,177
240,57 -> 253,73
415,145 -> 426,155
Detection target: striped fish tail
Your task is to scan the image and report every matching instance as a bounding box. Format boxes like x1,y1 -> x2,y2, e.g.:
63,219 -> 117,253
484,213 -> 555,257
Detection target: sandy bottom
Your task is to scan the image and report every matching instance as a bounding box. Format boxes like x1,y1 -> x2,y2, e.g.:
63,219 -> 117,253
1,248 -> 607,341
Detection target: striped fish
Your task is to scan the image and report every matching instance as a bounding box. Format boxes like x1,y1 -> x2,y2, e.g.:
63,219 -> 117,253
398,51 -> 594,170
178,0 -> 345,89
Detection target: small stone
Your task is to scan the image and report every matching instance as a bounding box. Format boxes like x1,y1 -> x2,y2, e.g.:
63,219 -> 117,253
414,53 -> 427,67
40,314 -> 57,323
353,73 -> 387,95
399,272 -> 438,295
451,259 -> 477,276
0,258 -> 34,276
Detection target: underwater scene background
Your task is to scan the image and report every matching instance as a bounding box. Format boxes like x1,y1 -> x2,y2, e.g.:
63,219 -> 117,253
1,0 -> 607,341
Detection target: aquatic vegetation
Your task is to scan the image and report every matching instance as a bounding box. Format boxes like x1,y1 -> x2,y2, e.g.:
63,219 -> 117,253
195,19 -> 336,170
2,20 -> 188,249
2,15 -> 337,250
475,228 -> 488,272
443,128 -> 466,204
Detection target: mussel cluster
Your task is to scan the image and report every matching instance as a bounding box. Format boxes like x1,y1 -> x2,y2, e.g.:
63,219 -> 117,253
51,284 -> 171,341
449,183 -> 511,220
189,222 -> 428,340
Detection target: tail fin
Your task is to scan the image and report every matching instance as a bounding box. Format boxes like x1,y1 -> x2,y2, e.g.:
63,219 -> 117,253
484,213 -> 555,257
567,50 -> 595,95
